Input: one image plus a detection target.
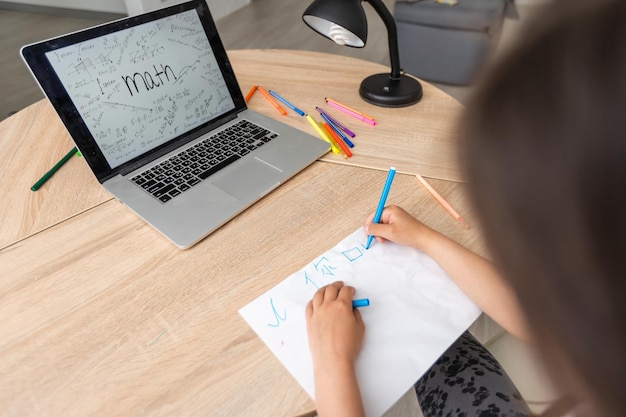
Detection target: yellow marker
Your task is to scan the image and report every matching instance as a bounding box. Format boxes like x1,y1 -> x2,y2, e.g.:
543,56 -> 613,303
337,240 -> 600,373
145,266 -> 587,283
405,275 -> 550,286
305,114 -> 339,154
319,122 -> 345,157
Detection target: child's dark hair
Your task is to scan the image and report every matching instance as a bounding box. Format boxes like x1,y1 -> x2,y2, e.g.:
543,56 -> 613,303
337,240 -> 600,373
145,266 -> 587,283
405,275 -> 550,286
461,1 -> 626,416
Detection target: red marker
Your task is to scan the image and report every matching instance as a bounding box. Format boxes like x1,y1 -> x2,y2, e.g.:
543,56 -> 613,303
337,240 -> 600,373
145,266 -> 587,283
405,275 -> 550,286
323,122 -> 352,157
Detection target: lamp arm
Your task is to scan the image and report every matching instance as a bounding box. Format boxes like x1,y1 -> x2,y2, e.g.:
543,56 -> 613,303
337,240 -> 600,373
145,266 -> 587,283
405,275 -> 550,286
364,0 -> 402,79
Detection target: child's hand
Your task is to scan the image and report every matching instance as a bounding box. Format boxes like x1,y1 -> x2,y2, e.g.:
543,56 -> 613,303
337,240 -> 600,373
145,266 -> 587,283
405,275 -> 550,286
364,205 -> 433,250
307,282 -> 367,417
305,281 -> 365,367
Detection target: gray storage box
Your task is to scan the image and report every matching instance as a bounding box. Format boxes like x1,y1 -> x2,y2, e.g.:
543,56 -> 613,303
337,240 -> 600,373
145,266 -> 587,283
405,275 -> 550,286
394,0 -> 511,85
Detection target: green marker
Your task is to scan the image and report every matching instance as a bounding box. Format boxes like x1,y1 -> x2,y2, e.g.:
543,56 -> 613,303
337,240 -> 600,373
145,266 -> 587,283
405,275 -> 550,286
31,146 -> 78,191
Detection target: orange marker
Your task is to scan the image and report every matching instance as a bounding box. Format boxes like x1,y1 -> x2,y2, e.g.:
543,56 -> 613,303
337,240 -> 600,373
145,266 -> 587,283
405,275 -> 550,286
319,122 -> 344,157
323,122 -> 352,157
257,86 -> 287,115
244,85 -> 257,102
415,174 -> 469,229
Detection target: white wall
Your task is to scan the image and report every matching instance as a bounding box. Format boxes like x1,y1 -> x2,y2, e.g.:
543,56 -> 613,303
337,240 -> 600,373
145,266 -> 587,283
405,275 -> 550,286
7,0 -> 251,19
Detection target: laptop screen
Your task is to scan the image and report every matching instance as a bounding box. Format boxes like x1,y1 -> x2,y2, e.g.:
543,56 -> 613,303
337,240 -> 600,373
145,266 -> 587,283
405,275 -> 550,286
22,0 -> 246,182
44,8 -> 236,169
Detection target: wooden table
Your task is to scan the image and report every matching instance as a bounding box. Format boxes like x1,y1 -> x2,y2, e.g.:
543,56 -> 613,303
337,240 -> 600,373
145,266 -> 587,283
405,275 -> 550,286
0,50 -> 483,417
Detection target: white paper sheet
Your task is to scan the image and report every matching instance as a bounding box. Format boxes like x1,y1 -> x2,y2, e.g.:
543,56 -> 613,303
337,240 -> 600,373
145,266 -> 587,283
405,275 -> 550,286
239,228 -> 481,417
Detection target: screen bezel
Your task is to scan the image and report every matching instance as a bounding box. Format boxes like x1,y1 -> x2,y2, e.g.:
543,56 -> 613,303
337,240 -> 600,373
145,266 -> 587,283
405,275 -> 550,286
21,0 -> 246,183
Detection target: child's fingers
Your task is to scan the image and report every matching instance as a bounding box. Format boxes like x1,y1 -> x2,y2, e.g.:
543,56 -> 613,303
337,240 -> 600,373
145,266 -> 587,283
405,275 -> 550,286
337,285 -> 356,304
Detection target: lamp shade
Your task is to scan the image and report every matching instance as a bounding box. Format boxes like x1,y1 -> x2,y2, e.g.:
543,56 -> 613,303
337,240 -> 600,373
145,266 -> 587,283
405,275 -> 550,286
303,0 -> 422,107
302,0 -> 367,47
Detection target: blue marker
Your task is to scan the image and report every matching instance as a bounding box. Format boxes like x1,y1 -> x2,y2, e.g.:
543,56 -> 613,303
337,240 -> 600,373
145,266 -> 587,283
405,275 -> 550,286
319,112 -> 355,148
365,167 -> 396,249
268,90 -> 305,116
316,107 -> 356,138
352,298 -> 370,308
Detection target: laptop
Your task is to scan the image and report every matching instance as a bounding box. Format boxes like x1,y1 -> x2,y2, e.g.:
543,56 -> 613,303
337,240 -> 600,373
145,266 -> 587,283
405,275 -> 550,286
21,0 -> 329,249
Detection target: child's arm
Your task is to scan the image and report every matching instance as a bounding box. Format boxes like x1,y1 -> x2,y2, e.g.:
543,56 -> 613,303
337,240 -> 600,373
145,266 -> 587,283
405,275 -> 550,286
305,281 -> 366,417
365,205 -> 531,342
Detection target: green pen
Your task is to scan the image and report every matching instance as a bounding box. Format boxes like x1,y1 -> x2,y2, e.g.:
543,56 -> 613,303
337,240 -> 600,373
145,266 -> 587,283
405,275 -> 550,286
31,146 -> 78,191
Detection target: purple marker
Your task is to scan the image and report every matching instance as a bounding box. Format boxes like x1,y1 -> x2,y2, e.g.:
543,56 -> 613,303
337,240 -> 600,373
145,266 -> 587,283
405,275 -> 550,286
319,112 -> 355,148
316,107 -> 356,138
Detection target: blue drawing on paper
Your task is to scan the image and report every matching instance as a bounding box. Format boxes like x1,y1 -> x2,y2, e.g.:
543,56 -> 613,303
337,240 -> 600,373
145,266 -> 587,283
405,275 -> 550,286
304,271 -> 319,289
313,256 -> 337,277
267,298 -> 287,328
342,246 -> 364,262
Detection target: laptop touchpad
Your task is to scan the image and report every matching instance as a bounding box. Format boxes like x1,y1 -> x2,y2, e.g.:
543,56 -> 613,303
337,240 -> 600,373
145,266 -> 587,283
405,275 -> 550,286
213,157 -> 283,200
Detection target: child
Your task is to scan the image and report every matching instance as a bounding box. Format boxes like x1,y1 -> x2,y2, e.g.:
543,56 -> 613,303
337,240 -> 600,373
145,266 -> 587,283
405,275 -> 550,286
306,1 -> 626,416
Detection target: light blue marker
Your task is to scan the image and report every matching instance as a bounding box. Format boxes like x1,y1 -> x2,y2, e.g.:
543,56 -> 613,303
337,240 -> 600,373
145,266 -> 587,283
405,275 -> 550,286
365,167 -> 396,249
352,298 -> 370,308
268,90 -> 305,116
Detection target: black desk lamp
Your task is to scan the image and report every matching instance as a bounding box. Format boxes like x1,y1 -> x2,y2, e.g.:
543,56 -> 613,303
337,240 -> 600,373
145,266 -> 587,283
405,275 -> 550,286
302,0 -> 422,107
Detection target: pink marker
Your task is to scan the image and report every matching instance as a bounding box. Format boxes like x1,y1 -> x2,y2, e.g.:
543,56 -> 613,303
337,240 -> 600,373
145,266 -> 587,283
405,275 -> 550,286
325,98 -> 376,126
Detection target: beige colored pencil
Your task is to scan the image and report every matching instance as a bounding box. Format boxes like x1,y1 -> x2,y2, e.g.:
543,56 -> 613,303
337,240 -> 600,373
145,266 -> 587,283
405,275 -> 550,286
415,174 -> 469,229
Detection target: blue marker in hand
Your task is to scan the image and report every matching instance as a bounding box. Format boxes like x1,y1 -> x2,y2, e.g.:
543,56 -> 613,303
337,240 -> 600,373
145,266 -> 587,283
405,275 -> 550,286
365,167 -> 396,249
352,298 -> 370,308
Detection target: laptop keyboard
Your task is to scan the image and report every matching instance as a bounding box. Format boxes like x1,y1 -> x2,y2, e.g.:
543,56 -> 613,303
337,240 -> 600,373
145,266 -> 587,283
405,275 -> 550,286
131,119 -> 278,203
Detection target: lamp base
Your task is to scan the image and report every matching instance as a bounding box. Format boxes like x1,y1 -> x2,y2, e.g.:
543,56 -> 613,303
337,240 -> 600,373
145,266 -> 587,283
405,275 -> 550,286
359,73 -> 423,107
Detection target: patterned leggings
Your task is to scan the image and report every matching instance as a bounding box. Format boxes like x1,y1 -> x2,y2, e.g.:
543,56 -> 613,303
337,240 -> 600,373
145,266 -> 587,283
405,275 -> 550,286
414,332 -> 531,417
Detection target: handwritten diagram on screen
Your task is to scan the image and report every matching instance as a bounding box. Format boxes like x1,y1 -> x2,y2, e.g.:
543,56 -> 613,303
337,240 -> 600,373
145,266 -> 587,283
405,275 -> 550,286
239,228 -> 482,417
46,9 -> 235,168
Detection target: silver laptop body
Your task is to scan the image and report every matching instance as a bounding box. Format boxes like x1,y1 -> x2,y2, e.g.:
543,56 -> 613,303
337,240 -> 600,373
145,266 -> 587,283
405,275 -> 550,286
21,0 -> 329,248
